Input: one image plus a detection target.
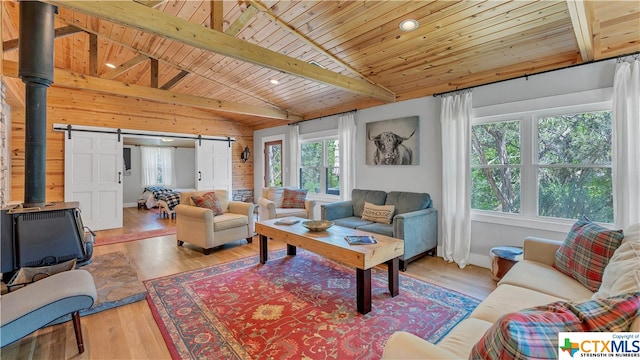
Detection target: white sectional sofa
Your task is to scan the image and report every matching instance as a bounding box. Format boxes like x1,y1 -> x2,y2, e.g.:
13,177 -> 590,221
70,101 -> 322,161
382,222 -> 640,359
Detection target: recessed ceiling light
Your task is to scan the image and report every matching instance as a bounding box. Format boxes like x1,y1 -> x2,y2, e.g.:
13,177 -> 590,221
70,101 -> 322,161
399,19 -> 419,32
270,79 -> 279,85
161,138 -> 174,142
105,63 -> 117,69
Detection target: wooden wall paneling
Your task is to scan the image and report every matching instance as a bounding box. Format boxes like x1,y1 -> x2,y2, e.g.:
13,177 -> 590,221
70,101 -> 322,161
9,86 -> 254,203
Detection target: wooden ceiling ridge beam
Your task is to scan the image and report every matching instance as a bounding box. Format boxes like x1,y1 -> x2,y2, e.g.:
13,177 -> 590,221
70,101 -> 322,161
42,0 -> 396,103
3,60 -> 302,121
566,0 -> 595,62
2,25 -> 83,52
247,0 -> 389,91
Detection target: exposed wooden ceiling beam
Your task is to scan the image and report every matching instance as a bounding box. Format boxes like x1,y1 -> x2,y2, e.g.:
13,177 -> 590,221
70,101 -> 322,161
3,25 -> 83,52
150,58 -> 159,88
133,0 -> 167,9
247,0 -> 387,89
210,1 -> 223,32
56,15 -> 292,111
225,4 -> 259,37
3,60 -> 302,121
160,70 -> 189,90
89,33 -> 98,76
43,0 -> 396,103
102,54 -> 148,79
566,0 -> 594,61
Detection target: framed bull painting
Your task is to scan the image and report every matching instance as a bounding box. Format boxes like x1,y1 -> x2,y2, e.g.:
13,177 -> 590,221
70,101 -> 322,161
366,116 -> 419,165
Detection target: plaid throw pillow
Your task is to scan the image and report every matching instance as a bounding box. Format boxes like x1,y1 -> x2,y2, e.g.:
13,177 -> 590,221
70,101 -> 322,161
281,188 -> 307,209
191,192 -> 223,216
553,216 -> 624,292
470,292 -> 640,360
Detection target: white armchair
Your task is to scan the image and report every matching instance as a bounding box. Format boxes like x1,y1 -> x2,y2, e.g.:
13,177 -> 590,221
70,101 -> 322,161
258,187 -> 316,220
175,190 -> 255,254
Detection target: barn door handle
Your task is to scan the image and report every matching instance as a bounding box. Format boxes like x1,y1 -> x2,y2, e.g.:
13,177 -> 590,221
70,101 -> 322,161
118,171 -> 122,184
198,171 -> 202,181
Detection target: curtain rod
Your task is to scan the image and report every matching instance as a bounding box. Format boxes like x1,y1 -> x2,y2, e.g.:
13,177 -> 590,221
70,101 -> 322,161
433,51 -> 640,97
288,109 -> 357,126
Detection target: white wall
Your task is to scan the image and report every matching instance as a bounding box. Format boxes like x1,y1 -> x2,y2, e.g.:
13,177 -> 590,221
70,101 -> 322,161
253,59 -> 619,268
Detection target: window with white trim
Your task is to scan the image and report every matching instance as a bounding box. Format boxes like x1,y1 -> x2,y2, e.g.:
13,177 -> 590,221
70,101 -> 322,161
472,103 -> 613,224
299,136 -> 340,196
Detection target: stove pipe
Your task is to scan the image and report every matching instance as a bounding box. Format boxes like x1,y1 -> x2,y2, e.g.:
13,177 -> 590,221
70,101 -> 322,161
19,1 -> 56,208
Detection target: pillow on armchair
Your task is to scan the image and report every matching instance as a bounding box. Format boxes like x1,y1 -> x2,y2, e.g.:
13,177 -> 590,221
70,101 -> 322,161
281,188 -> 307,209
191,192 -> 223,216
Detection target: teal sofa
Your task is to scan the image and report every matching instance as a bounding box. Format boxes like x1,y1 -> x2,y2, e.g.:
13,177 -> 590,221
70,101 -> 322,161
321,189 -> 437,271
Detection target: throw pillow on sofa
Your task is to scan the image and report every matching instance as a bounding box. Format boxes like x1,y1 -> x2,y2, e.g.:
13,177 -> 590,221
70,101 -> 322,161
553,216 -> 624,292
593,223 -> 640,298
281,188 -> 307,209
470,292 -> 640,360
191,192 -> 223,216
361,202 -> 395,224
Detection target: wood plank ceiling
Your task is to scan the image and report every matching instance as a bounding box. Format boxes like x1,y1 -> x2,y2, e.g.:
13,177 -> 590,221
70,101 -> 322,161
2,1 -> 639,129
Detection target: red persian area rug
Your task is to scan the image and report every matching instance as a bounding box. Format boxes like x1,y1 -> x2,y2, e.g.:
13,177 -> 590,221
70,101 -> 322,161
145,250 -> 481,360
95,227 -> 176,246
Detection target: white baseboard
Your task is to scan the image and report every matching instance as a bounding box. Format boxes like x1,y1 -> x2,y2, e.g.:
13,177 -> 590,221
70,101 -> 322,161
436,246 -> 491,269
124,202 -> 137,208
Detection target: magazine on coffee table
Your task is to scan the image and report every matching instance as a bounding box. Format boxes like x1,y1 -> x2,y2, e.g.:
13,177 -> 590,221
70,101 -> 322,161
344,235 -> 377,245
274,217 -> 300,225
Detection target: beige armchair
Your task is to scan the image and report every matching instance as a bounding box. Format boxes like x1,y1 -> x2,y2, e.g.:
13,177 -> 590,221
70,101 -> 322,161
175,190 -> 255,254
258,187 -> 316,221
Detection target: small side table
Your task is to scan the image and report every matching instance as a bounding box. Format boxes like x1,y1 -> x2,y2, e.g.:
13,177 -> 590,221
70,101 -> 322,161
490,246 -> 523,281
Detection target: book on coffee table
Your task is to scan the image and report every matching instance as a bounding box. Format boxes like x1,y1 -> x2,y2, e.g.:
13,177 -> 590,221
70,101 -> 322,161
344,235 -> 377,245
274,217 -> 300,225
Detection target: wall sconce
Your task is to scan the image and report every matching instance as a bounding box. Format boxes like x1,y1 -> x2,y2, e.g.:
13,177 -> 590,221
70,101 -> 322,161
240,146 -> 251,163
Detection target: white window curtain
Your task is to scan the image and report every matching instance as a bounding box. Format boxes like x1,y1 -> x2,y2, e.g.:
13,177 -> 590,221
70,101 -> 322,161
140,146 -> 157,187
288,124 -> 300,187
339,111 -> 356,200
440,91 -> 472,268
140,146 -> 177,187
612,58 -> 640,229
160,147 -> 177,188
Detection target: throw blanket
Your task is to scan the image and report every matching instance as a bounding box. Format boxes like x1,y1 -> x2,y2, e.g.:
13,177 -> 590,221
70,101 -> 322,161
143,186 -> 174,200
158,191 -> 181,211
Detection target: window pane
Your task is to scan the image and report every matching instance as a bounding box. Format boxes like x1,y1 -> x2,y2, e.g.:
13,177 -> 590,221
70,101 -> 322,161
327,167 -> 340,195
538,111 -> 612,165
471,121 -> 520,166
538,167 -> 613,223
301,167 -> 321,194
301,142 -> 323,194
265,142 -> 282,187
471,167 -> 521,213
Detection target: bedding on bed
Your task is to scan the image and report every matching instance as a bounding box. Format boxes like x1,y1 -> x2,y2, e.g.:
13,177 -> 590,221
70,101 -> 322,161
139,186 -> 174,209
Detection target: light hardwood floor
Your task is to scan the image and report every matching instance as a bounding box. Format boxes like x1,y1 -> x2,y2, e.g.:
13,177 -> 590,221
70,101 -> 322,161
1,208 -> 496,359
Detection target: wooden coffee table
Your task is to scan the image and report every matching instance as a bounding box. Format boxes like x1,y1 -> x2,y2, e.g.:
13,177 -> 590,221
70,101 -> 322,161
255,218 -> 404,314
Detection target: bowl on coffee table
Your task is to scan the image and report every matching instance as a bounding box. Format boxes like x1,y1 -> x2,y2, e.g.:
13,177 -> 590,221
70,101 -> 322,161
302,220 -> 334,232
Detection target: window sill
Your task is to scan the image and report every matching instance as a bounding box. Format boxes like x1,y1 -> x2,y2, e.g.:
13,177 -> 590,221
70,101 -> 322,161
472,211 -> 575,233
307,194 -> 340,203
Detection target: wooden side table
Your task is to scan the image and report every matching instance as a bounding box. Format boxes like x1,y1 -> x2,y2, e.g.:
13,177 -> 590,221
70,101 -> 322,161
490,246 -> 523,281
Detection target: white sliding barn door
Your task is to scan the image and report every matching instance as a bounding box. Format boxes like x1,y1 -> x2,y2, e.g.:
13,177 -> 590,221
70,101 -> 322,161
196,140 -> 232,192
65,131 -> 123,231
